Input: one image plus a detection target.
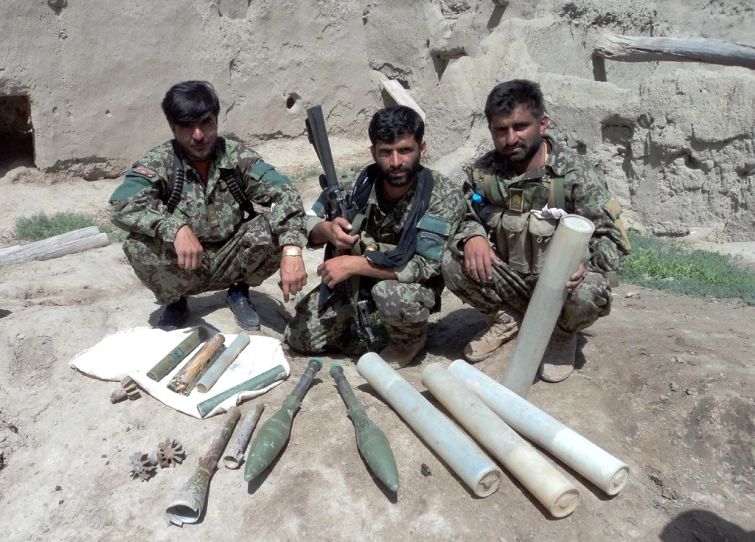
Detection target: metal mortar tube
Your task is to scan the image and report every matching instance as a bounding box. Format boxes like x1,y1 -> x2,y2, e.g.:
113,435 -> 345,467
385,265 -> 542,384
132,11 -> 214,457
501,215 -> 595,398
147,327 -> 210,381
165,407 -> 241,526
196,333 -> 251,393
223,403 -> 265,469
330,363 -> 399,492
243,358 -> 322,482
167,334 -> 226,394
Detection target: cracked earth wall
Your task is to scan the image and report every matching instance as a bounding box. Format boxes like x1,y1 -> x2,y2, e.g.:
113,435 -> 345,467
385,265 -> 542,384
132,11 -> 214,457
1,0 -> 753,239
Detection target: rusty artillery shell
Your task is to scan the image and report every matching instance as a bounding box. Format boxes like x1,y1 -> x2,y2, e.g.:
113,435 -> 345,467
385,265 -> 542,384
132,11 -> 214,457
165,407 -> 241,526
110,377 -> 140,404
184,344 -> 227,396
223,403 -> 265,469
243,358 -> 322,482
167,334 -> 226,394
196,333 -> 251,393
330,364 -> 399,492
147,327 -> 210,381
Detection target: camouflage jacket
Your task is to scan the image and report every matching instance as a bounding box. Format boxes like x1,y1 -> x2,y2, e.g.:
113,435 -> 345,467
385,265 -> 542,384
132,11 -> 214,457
109,137 -> 308,247
309,167 -> 465,284
454,136 -> 630,273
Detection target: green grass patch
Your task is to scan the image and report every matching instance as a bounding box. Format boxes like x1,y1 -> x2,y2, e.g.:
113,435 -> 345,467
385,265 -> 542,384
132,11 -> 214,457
619,231 -> 755,305
13,211 -> 128,243
286,167 -> 321,184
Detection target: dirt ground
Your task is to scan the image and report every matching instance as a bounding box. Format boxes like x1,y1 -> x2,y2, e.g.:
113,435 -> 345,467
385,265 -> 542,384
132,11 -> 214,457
0,161 -> 753,542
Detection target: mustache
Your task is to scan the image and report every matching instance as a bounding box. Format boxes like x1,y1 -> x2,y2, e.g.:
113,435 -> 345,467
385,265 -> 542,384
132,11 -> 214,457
388,165 -> 411,173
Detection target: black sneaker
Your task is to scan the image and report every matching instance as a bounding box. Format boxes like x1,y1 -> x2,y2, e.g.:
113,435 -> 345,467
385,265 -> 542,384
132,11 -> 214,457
157,297 -> 188,331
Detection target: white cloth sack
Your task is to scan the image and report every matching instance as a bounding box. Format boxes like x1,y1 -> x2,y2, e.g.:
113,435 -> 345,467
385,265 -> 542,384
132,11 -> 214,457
70,327 -> 290,418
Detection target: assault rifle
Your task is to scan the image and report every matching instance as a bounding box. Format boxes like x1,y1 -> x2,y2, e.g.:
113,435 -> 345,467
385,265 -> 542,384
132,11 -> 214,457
305,105 -> 376,349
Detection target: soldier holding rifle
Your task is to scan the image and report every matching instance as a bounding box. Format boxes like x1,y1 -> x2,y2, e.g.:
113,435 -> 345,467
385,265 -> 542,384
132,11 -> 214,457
285,106 -> 464,367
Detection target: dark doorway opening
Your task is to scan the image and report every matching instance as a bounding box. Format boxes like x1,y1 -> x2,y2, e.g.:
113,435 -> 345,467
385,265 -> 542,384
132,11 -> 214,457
0,95 -> 35,177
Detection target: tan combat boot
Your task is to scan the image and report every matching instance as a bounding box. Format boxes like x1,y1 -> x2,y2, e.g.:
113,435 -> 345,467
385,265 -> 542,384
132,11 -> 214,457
380,333 -> 427,368
463,310 -> 521,363
539,327 -> 578,383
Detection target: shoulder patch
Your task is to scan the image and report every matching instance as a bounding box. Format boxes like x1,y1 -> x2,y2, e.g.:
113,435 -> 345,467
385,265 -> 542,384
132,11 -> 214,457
134,167 -> 156,177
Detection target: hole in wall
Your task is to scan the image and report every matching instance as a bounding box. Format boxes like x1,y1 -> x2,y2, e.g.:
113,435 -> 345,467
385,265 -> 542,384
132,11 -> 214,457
0,95 -> 35,177
286,93 -> 300,111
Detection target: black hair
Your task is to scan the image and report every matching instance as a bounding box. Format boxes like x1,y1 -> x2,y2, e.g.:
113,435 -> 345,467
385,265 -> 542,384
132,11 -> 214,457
161,81 -> 220,126
484,79 -> 546,123
368,105 -> 425,146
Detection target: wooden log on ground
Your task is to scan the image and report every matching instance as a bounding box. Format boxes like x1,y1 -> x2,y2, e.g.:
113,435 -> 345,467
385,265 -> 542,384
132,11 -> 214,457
0,227 -> 109,268
593,33 -> 755,70
380,79 -> 427,121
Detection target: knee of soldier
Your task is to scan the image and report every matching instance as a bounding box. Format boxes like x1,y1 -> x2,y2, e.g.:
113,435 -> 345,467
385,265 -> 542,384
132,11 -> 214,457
441,247 -> 465,291
283,322 -> 312,354
569,272 -> 612,314
370,280 -> 402,314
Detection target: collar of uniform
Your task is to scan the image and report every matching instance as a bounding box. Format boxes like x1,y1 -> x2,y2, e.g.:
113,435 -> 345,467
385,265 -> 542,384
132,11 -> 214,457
371,174 -> 418,221
213,137 -> 238,171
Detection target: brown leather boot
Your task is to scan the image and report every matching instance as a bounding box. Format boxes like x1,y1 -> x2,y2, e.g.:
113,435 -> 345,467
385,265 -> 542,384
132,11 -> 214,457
463,309 -> 521,363
539,327 -> 578,383
380,333 -> 427,368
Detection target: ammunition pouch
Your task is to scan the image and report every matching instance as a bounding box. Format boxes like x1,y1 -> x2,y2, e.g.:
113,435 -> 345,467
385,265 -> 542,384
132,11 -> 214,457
497,211 -> 558,275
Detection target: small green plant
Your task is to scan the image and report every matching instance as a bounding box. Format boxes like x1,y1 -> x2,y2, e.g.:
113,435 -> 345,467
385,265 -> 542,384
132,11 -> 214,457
619,231 -> 755,305
286,167 -> 321,184
13,212 -> 127,243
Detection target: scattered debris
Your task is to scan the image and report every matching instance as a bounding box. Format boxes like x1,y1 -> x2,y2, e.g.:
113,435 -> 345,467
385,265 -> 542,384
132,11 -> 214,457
0,448 -> 4,471
129,452 -> 157,482
685,388 -> 698,396
157,438 -> 186,468
421,463 -> 431,477
625,291 -> 639,298
110,377 -> 140,404
670,382 -> 679,392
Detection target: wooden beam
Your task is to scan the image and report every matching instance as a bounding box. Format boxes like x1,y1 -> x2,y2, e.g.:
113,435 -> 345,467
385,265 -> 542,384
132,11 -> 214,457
380,80 -> 427,121
593,33 -> 755,70
0,227 -> 110,267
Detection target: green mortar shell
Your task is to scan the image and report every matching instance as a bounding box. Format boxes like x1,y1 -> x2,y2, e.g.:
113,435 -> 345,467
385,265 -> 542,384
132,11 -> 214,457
147,327 -> 209,381
196,364 -> 288,418
243,359 -> 322,481
331,364 -> 399,492
243,394 -> 301,482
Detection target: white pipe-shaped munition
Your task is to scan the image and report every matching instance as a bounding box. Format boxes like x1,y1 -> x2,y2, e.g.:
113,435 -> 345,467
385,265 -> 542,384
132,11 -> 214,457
502,214 -> 595,398
196,333 -> 251,393
357,353 -> 502,497
421,364 -> 580,517
449,360 -> 629,495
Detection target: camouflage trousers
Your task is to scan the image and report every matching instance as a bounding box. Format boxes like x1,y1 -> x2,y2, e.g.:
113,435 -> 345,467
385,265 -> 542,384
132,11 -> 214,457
122,215 -> 281,304
284,280 -> 436,354
441,248 -> 612,334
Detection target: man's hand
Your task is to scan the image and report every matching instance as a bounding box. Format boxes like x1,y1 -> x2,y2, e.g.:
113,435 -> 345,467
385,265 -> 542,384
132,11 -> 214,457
280,246 -> 307,302
311,217 -> 360,250
566,261 -> 585,293
317,255 -> 361,289
174,225 -> 204,270
463,235 -> 500,283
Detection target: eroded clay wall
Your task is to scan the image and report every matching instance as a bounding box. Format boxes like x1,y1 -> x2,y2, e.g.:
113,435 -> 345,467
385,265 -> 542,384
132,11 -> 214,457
1,0 -> 753,239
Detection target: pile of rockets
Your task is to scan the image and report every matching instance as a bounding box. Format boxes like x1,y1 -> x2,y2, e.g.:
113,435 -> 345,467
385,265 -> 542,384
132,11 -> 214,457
159,351 -> 629,526
127,218 -> 630,525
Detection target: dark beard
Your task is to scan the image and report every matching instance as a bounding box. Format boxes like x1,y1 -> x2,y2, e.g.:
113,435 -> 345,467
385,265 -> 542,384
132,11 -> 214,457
499,136 -> 541,167
381,162 -> 421,187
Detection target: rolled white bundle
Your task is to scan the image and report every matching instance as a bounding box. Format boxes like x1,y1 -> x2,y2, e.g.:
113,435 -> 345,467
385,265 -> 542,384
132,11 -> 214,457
502,214 -> 595,398
422,363 -> 580,517
449,360 -> 629,496
357,353 -> 502,497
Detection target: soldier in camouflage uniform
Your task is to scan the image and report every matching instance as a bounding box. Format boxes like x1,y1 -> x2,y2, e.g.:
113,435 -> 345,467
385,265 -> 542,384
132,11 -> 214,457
109,81 -> 308,331
284,106 -> 465,366
442,80 -> 630,382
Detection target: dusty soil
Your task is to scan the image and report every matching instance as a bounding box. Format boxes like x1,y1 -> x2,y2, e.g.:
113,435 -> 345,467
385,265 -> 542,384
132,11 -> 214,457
0,164 -> 753,542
